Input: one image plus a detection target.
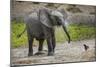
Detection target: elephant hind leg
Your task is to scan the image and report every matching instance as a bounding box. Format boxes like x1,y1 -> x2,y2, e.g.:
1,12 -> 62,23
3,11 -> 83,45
28,36 -> 34,56
35,39 -> 45,55
38,39 -> 44,51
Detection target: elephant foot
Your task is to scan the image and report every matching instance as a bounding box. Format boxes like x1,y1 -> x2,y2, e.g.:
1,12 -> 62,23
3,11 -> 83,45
28,53 -> 33,56
48,52 -> 54,56
35,51 -> 45,55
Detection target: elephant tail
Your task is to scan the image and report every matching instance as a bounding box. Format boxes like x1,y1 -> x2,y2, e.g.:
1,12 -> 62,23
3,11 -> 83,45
17,27 -> 26,38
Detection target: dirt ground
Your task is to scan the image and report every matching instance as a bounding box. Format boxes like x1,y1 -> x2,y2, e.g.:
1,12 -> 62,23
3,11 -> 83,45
11,39 -> 96,66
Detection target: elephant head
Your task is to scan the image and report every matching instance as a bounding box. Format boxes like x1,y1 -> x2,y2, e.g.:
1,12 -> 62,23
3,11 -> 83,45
39,8 -> 70,43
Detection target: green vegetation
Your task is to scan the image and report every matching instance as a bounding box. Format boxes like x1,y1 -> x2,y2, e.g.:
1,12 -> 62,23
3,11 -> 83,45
55,24 -> 96,43
11,20 -> 96,48
11,21 -> 27,48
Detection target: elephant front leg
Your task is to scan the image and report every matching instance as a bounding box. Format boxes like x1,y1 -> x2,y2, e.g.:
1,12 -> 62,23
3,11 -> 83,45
51,30 -> 56,53
28,37 -> 33,56
47,38 -> 54,56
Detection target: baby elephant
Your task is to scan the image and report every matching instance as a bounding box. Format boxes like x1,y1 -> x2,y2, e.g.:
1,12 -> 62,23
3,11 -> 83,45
18,7 -> 70,56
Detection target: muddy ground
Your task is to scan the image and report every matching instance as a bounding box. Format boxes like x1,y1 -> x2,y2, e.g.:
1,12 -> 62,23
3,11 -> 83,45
11,39 -> 96,66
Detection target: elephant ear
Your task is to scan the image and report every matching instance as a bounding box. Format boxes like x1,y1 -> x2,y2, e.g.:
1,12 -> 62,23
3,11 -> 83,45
51,10 -> 63,18
58,8 -> 68,20
39,8 -> 53,28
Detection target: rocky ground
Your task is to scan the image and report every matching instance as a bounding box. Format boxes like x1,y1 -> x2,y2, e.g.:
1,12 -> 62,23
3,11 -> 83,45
11,39 -> 96,66
12,1 -> 96,25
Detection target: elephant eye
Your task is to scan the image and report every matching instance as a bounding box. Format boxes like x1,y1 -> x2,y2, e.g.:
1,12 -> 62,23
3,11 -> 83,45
54,16 -> 60,21
55,16 -> 62,25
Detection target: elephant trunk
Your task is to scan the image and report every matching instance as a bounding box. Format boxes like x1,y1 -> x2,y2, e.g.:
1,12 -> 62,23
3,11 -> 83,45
62,25 -> 70,43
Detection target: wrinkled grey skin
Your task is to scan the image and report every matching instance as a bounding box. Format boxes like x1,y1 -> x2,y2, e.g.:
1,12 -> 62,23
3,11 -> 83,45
18,7 -> 70,56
